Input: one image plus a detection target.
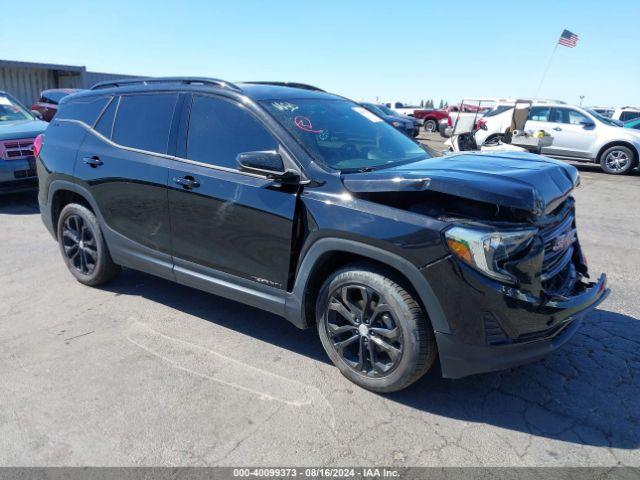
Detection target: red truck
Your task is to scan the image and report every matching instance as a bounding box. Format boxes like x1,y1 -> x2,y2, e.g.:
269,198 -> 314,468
410,108 -> 449,132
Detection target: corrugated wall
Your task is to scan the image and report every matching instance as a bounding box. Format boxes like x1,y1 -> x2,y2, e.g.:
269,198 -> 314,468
85,71 -> 138,89
0,67 -> 58,106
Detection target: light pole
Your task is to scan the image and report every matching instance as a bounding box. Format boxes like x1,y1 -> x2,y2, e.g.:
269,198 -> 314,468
579,95 -> 585,106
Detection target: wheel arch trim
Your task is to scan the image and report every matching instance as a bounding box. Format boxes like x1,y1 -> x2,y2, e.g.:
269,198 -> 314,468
285,238 -> 451,334
46,180 -> 108,230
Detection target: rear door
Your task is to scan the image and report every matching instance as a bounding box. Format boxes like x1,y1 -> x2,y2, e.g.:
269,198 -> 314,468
75,92 -> 179,280
167,93 -> 299,291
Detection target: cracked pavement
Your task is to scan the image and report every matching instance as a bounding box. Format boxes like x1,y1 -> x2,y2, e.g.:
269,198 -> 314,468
0,141 -> 638,466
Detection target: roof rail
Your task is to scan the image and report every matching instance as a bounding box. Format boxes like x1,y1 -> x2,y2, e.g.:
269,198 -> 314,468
90,77 -> 242,92
243,81 -> 325,92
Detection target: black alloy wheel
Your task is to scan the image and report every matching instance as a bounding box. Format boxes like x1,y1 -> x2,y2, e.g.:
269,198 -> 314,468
325,284 -> 403,377
56,203 -> 121,286
317,265 -> 436,392
62,214 -> 98,275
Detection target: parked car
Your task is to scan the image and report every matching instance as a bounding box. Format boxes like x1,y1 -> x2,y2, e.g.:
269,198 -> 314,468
476,101 -> 640,174
383,101 -> 423,116
37,77 -> 608,392
31,88 -> 82,121
0,91 -> 48,194
611,107 -> 640,123
590,106 -> 615,118
360,103 -> 419,137
411,108 -> 449,133
623,117 -> 640,130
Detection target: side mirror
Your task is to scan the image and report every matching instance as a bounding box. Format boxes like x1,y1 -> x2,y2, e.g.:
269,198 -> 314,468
31,110 -> 43,120
236,151 -> 300,183
580,120 -> 595,128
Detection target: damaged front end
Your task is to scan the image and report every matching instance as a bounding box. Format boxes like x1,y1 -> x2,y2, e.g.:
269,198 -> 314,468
443,196 -> 595,303
341,153 -> 609,377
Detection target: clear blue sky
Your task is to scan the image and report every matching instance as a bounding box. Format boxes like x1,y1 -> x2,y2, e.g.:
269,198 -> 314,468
2,0 -> 639,107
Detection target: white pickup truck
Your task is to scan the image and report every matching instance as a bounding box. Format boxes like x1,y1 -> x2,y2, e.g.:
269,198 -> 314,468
383,101 -> 423,116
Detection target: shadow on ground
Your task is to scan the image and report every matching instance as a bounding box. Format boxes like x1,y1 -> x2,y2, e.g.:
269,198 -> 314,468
103,268 -> 640,450
0,191 -> 39,215
571,162 -> 640,177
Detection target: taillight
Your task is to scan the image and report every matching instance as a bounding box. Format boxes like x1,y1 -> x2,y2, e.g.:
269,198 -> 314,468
476,118 -> 487,129
33,134 -> 44,157
447,116 -> 452,127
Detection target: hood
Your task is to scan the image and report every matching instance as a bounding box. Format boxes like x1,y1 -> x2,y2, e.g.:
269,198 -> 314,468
341,151 -> 580,216
0,119 -> 48,141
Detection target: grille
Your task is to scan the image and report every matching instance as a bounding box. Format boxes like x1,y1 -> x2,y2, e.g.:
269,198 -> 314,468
540,209 -> 577,295
1,139 -> 35,160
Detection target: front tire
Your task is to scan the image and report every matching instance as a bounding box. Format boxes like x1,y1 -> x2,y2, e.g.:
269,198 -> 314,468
424,119 -> 437,133
599,145 -> 637,175
316,264 -> 436,392
57,203 -> 121,286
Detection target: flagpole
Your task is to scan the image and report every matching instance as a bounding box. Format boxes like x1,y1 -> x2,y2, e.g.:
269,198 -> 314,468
535,40 -> 560,98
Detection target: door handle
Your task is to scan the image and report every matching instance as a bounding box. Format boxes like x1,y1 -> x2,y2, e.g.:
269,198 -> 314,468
83,156 -> 103,167
553,127 -> 562,131
173,176 -> 200,189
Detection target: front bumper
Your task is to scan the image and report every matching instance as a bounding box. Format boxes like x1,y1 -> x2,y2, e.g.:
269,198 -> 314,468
0,158 -> 37,194
422,256 -> 609,378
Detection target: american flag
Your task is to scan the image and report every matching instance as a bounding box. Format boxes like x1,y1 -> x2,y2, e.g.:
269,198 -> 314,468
558,29 -> 579,48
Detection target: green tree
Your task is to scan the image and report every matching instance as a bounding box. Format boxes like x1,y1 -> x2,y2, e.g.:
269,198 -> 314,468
438,99 -> 444,108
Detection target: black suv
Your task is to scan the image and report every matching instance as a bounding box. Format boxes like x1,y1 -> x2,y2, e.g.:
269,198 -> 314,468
37,77 -> 609,392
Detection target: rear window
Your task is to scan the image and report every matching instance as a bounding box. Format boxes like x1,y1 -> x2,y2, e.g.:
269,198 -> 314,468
111,93 -> 178,154
483,105 -> 513,118
529,106 -> 551,122
41,91 -> 73,104
56,96 -> 110,125
620,111 -> 640,122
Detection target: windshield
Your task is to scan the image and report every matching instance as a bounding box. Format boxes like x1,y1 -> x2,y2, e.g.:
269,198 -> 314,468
261,98 -> 430,172
0,95 -> 34,122
588,109 -> 621,127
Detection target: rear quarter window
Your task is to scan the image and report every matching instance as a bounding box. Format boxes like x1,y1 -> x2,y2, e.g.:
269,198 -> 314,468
56,96 -> 110,125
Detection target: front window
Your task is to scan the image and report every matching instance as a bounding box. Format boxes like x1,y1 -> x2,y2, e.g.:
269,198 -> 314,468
0,95 -> 34,122
550,108 -> 590,124
261,98 -> 430,172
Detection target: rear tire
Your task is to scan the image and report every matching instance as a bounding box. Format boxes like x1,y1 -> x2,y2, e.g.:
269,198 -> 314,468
316,264 -> 436,392
57,203 -> 121,286
424,119 -> 437,133
599,145 -> 637,175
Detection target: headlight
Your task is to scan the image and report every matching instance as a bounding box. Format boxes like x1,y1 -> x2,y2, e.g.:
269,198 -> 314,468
391,121 -> 401,127
444,226 -> 537,284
